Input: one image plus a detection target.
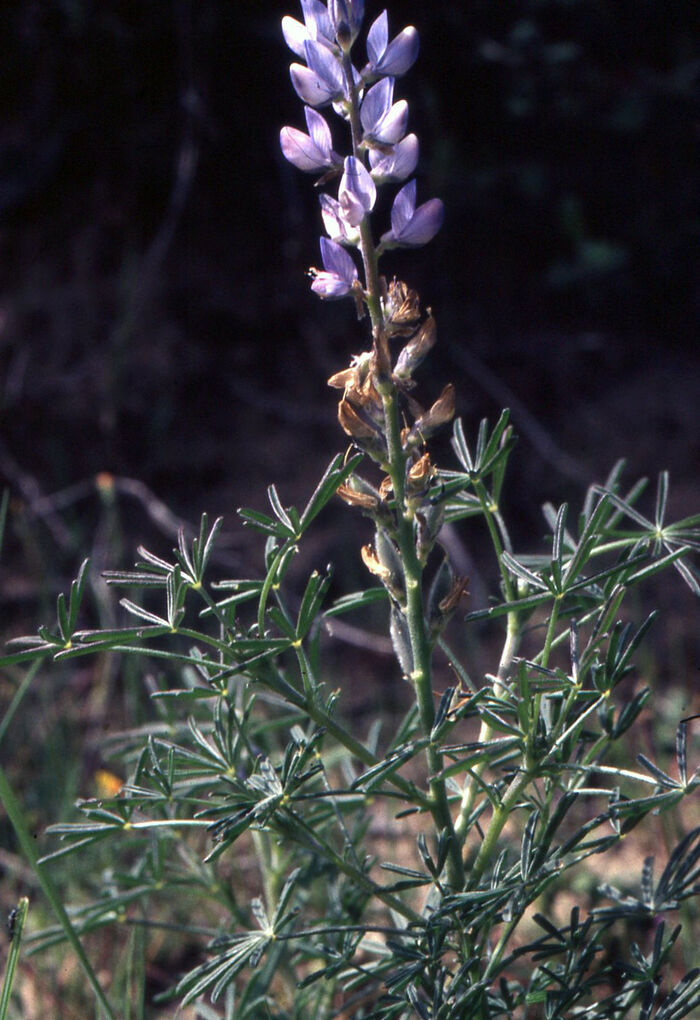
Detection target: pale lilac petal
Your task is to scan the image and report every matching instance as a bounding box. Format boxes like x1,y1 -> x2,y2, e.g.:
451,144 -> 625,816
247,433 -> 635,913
366,10 -> 388,68
305,106 -> 332,156
311,271 -> 352,298
378,26 -> 419,76
382,192 -> 444,248
282,16 -> 310,59
390,179 -> 417,236
339,156 -> 376,226
360,78 -> 393,135
376,99 -> 408,144
329,0 -> 364,39
280,125 -> 326,171
319,194 -> 358,243
369,133 -> 419,182
311,237 -> 358,298
305,40 -> 345,102
398,198 -> 444,245
321,237 -> 357,279
290,63 -> 335,106
367,11 -> 419,77
302,0 -> 335,45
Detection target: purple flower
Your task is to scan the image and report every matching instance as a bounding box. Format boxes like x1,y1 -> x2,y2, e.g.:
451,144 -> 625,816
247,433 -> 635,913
338,156 -> 377,227
360,78 -> 408,145
319,193 -> 359,244
381,179 -> 444,247
290,40 -> 345,106
280,107 -> 340,172
369,133 -> 419,183
329,0 -> 364,45
282,1 -> 335,58
311,237 -> 359,298
366,10 -> 419,77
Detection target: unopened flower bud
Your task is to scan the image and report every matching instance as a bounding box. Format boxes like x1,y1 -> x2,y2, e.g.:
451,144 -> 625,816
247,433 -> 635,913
329,0 -> 364,50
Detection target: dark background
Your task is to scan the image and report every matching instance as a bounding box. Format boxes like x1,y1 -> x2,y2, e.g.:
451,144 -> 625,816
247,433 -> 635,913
1,0 -> 698,594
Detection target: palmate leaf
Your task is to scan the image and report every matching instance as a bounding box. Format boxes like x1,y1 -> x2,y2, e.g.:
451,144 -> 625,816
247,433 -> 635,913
174,931 -> 270,1005
173,870 -> 300,1005
451,410 -> 513,479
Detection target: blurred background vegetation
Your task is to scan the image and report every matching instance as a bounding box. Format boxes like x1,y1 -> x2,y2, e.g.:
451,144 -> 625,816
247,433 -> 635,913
0,0 -> 698,1013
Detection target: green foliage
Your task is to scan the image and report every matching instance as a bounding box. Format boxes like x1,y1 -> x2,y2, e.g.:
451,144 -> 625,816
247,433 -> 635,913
2,426 -> 698,1016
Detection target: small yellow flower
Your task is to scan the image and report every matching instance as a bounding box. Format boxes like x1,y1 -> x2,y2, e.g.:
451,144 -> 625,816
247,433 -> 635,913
95,769 -> 123,798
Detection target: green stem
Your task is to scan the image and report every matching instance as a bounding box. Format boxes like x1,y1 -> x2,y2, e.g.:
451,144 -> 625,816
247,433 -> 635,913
341,47 -> 463,891
473,477 -> 515,603
0,897 -> 28,1020
0,764 -> 116,1019
0,659 -> 42,749
455,612 -> 520,843
468,768 -> 532,889
455,482 -> 528,886
539,596 -> 561,670
290,811 -> 421,923
381,384 -> 463,889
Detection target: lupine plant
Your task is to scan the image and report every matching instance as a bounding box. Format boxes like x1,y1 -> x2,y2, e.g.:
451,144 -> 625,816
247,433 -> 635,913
2,2 -> 699,1017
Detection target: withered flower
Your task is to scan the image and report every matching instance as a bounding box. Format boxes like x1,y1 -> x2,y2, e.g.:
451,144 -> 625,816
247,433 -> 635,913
338,397 -> 379,440
407,452 -> 434,494
383,278 -> 421,337
409,383 -> 455,444
394,313 -> 437,381
328,366 -> 356,389
438,575 -> 469,614
360,544 -> 392,580
337,483 -> 379,509
378,476 -> 393,501
328,352 -> 373,393
372,328 -> 392,384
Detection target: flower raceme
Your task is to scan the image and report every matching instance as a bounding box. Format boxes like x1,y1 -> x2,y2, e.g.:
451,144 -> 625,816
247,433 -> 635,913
280,1 -> 444,303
